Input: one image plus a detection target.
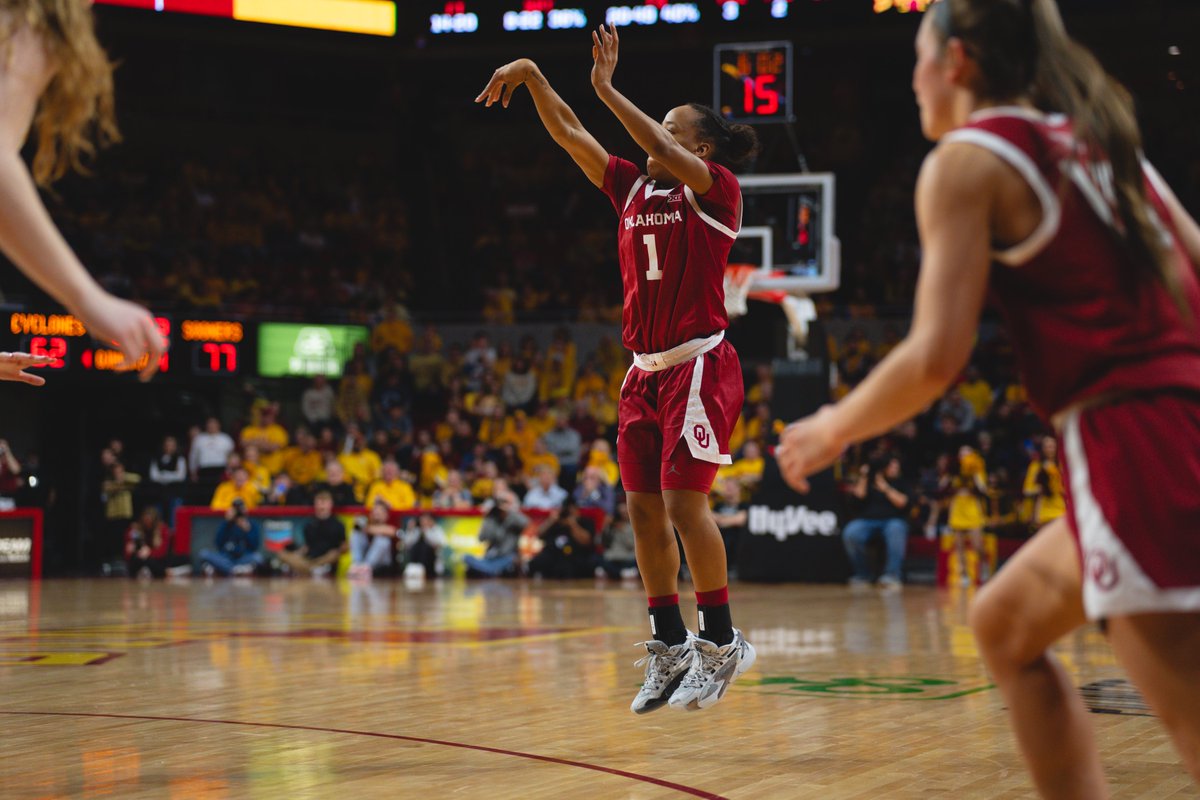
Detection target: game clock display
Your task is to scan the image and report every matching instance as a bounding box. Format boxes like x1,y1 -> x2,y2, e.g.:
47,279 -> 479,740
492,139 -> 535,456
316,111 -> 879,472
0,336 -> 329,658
3,311 -> 251,380
714,41 -> 792,123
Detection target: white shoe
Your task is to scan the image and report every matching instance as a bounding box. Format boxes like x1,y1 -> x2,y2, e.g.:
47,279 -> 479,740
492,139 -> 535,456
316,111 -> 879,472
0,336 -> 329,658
630,634 -> 695,715
878,575 -> 903,592
668,628 -> 756,711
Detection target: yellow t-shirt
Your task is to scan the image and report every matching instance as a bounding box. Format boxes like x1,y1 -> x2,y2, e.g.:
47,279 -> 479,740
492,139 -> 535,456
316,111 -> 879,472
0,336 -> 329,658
523,452 -> 561,479
958,380 -> 994,420
371,319 -> 413,353
418,451 -> 447,495
210,482 -> 262,511
283,449 -> 324,486
339,450 -> 383,500
366,479 -> 417,511
470,477 -> 495,502
573,372 -> 607,401
244,461 -> 273,493
240,424 -> 289,474
586,451 -> 620,486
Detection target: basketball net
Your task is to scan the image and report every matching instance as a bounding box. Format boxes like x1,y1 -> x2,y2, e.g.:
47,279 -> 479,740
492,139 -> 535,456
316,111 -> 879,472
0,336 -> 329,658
724,263 -> 818,347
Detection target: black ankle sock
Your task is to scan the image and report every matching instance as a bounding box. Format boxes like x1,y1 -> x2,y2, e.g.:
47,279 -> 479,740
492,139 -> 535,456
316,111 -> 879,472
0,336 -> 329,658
697,604 -> 733,646
649,604 -> 688,646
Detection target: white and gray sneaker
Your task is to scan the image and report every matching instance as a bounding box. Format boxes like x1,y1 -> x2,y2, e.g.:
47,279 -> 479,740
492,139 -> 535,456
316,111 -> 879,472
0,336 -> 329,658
668,628 -> 756,711
630,634 -> 695,715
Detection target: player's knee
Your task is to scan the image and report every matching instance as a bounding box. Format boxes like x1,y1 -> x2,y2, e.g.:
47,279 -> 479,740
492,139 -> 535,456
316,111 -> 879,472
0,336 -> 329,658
969,584 -> 1034,671
662,493 -> 709,536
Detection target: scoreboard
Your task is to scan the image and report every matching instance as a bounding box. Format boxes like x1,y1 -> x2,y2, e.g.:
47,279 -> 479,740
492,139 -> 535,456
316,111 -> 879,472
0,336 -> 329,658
1,312 -> 369,382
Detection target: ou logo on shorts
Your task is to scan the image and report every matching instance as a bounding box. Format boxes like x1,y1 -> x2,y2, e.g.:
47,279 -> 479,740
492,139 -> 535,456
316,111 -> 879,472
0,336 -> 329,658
693,424 -> 711,450
1085,550 -> 1120,592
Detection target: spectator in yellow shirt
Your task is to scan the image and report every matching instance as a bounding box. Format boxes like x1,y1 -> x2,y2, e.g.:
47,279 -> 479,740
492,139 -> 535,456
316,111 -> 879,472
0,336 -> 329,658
745,402 -> 775,445
211,467 -> 262,511
417,445 -> 448,498
282,430 -> 324,486
366,460 -> 417,511
538,328 -> 576,402
1023,437 -> 1066,526
496,412 -> 539,463
717,441 -> 765,500
522,439 -> 561,483
744,364 -> 774,407
371,303 -> 413,354
585,439 -> 620,486
528,403 -> 556,439
339,428 -> 382,502
573,358 -> 607,401
957,365 -> 994,421
241,444 -> 273,495
470,461 -> 500,504
240,404 -> 289,475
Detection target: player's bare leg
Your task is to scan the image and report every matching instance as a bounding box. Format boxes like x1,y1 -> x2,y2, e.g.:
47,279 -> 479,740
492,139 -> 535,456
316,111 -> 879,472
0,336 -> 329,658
969,519 -> 1107,799
1107,613 -> 1200,783
628,491 -> 679,597
663,487 -> 755,711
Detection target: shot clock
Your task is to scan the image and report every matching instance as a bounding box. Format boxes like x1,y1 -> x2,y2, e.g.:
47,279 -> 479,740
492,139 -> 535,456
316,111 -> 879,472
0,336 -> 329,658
714,41 -> 792,123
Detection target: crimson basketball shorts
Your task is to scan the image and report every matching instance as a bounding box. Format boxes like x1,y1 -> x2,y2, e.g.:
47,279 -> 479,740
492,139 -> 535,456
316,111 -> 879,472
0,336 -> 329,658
617,339 -> 744,494
1058,391 -> 1200,620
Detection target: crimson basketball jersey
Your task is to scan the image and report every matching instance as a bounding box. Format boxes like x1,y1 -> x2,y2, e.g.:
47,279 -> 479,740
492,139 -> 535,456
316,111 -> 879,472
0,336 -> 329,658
943,108 -> 1200,420
602,155 -> 741,354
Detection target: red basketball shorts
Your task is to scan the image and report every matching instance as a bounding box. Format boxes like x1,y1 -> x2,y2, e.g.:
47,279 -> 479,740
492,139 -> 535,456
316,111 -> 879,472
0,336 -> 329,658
1059,391 -> 1200,620
617,338 -> 744,494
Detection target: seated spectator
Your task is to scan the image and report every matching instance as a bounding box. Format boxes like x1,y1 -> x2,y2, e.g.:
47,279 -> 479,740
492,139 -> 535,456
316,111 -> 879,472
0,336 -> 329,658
843,457 -> 911,591
542,413 -> 582,489
523,465 -> 567,511
495,444 -> 525,489
240,403 -> 289,475
469,461 -> 499,504
585,439 -> 619,486
712,476 -> 749,572
241,444 -> 273,495
211,467 -> 262,511
402,512 -> 447,578
366,459 -> 417,510
147,435 -> 187,516
371,303 -> 414,354
348,500 -> 398,579
432,470 -> 472,510
528,498 -> 596,579
595,501 -> 639,580
938,389 -> 978,434
265,473 -> 311,506
199,499 -> 265,576
567,399 -> 599,447
744,402 -> 775,445
574,466 -> 615,525
744,363 -> 774,406
301,375 -> 336,430
572,358 -> 606,401
718,441 -> 766,500
282,429 -> 323,486
339,426 -> 383,501
190,417 -> 235,484
277,491 -> 349,577
957,365 -> 993,420
417,442 -> 448,497
124,506 -> 173,579
522,439 -> 561,484
311,460 -> 358,507
464,491 -> 528,577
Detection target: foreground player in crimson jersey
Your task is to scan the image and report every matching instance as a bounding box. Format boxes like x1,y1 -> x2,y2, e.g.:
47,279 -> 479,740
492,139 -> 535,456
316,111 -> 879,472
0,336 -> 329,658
0,1 -> 165,383
779,0 -> 1200,795
477,25 -> 758,713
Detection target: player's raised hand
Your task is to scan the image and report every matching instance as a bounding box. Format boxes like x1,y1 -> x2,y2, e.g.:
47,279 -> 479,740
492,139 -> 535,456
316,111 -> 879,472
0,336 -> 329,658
74,292 -> 167,382
0,352 -> 55,386
591,24 -> 619,90
475,58 -> 535,108
775,406 -> 846,494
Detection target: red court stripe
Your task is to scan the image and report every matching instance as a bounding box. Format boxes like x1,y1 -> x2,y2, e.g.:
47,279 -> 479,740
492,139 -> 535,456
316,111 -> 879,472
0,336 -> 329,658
0,711 -> 728,799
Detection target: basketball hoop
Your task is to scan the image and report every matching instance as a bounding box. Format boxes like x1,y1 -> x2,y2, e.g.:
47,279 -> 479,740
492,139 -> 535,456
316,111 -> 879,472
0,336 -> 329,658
723,264 -> 759,319
724,263 -> 818,349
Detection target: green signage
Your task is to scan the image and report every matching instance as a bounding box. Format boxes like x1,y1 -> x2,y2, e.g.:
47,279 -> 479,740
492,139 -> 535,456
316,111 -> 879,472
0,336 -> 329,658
257,323 -> 368,378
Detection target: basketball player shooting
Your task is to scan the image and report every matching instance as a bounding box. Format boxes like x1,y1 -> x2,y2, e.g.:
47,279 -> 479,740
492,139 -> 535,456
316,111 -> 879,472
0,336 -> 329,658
476,25 -> 758,713
0,1 -> 166,384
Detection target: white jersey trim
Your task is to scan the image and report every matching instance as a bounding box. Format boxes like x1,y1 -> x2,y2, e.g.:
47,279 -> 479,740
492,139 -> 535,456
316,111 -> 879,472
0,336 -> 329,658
1063,409 -> 1200,619
967,106 -> 1068,128
623,176 -> 648,213
681,351 -> 732,465
683,185 -> 739,240
942,128 -> 1061,267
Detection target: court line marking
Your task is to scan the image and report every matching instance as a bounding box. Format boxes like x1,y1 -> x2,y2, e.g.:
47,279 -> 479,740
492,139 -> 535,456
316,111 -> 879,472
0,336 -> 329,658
0,710 -> 728,799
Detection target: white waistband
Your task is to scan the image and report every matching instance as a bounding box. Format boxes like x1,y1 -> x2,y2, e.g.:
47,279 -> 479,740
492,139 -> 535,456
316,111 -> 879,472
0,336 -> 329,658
633,331 -> 724,372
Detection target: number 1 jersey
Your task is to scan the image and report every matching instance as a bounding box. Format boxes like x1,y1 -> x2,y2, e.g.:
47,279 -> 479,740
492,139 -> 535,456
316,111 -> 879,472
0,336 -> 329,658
602,155 -> 742,354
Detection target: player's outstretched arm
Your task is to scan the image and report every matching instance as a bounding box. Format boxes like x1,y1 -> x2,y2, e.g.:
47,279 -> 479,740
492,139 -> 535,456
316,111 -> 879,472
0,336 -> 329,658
476,59 -> 608,188
0,352 -> 55,386
0,25 -> 165,381
776,142 -> 994,492
590,25 -> 714,195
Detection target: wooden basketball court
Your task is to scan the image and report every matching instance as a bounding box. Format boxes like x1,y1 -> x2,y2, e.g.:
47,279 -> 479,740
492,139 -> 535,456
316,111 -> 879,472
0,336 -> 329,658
0,579 -> 1190,799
